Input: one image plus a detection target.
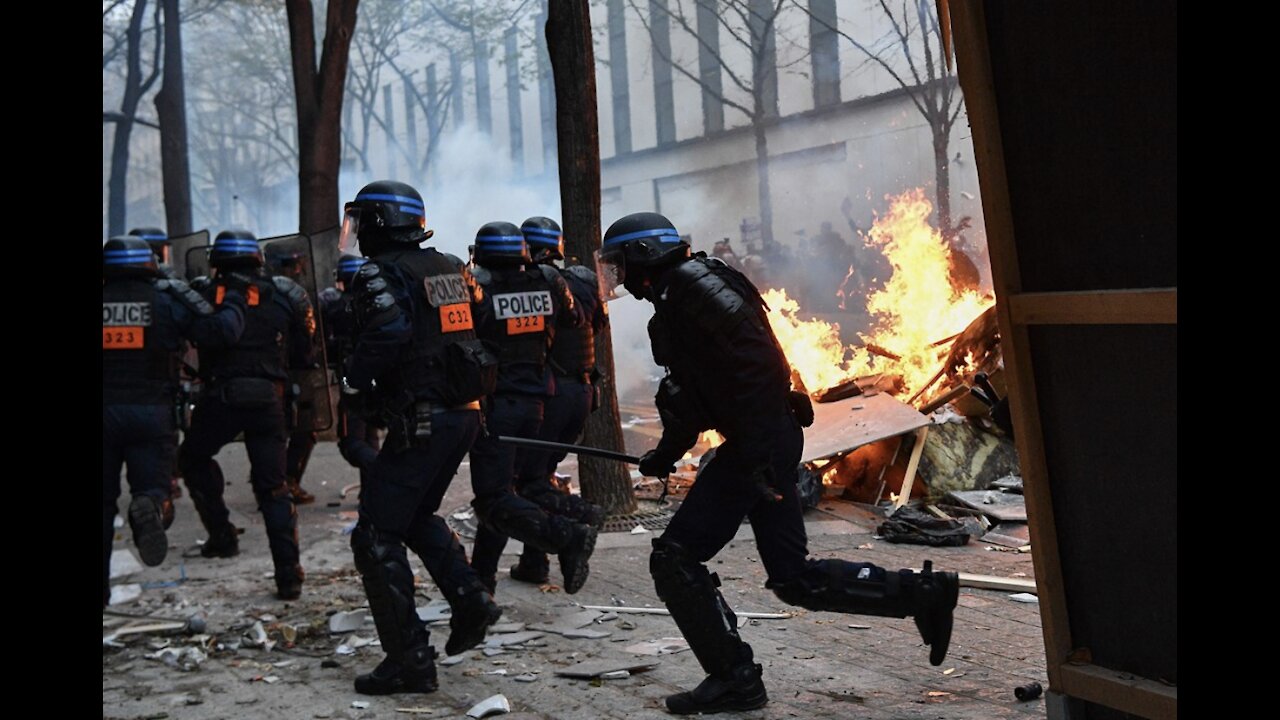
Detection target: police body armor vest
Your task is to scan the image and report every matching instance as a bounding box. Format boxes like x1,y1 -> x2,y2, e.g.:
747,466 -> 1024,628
379,248 -> 482,397
652,255 -> 791,432
549,265 -> 596,377
103,278 -> 178,405
474,265 -> 557,369
203,275 -> 288,383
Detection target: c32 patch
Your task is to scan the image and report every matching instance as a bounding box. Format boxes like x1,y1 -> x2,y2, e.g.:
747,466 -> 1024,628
439,303 -> 474,332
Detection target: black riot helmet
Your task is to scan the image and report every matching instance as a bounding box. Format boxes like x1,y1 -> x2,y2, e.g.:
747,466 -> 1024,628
472,221 -> 531,269
103,235 -> 160,278
335,253 -> 369,288
339,180 -> 431,257
209,228 -> 263,270
521,216 -> 564,264
597,212 -> 690,299
265,246 -> 306,280
129,226 -> 170,265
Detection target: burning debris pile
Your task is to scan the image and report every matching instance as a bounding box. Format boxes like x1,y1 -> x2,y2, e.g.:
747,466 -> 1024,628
761,191 -> 1017,512
765,189 -> 996,405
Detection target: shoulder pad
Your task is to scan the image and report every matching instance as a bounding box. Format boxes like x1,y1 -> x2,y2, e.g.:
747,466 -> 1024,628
319,287 -> 343,305
158,277 -> 215,315
537,263 -> 561,283
563,264 -> 598,286
471,266 -> 493,287
190,275 -> 213,293
356,262 -> 382,281
666,259 -> 747,328
272,275 -> 316,335
705,256 -> 728,269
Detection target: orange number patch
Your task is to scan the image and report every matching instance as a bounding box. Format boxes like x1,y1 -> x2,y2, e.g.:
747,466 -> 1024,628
506,315 -> 545,335
440,303 -> 474,332
103,326 -> 145,349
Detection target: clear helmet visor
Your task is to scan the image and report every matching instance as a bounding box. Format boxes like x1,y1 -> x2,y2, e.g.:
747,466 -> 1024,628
338,205 -> 363,255
594,248 -> 629,301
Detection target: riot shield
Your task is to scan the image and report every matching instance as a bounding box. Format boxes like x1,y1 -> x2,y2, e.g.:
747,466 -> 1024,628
263,230 -> 337,433
174,230 -> 211,281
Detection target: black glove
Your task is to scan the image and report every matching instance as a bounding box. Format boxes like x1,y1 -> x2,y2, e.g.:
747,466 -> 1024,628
638,449 -> 677,478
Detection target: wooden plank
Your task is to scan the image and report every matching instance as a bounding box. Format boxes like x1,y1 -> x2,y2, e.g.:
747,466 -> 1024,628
1058,663 -> 1178,720
1009,289 -> 1177,325
803,393 -> 929,464
910,570 -> 1036,592
578,605 -> 791,619
951,0 -> 1075,689
894,426 -> 929,508
958,572 -> 1037,592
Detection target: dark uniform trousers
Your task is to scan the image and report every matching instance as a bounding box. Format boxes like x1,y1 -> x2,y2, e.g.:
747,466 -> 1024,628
180,393 -> 301,583
468,394 -> 545,581
103,404 -> 176,600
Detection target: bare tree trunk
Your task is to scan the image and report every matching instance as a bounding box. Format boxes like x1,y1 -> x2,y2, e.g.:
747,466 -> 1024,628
287,0 -> 359,235
933,128 -> 952,237
753,119 -> 775,248
108,0 -> 156,237
155,0 -> 192,235
547,0 -> 636,516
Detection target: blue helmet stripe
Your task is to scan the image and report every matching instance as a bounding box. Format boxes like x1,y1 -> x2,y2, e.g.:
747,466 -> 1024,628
522,227 -> 561,239
476,235 -> 527,244
104,249 -> 156,256
399,205 -> 426,217
603,227 -> 682,246
136,234 -> 167,242
356,193 -> 424,208
104,257 -> 152,265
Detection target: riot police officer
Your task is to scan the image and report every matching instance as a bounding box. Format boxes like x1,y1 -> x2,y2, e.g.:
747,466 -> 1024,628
320,254 -> 381,484
341,181 -> 501,695
598,212 -> 960,715
465,221 -> 598,596
103,236 -> 246,606
506,217 -> 606,585
178,229 -> 315,601
266,246 -> 319,505
130,226 -> 186,503
128,227 -> 174,276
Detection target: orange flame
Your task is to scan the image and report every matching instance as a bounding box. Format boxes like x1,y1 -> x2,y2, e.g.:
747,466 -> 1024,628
765,190 -> 993,400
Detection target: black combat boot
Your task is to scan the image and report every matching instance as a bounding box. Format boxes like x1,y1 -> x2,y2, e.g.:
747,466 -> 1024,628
508,548 -> 550,584
276,565 -> 305,601
200,525 -> 240,558
666,657 -> 768,715
354,644 -> 438,695
912,561 -> 960,665
651,539 -> 769,715
128,495 -> 169,567
444,585 -> 503,656
558,522 -> 598,594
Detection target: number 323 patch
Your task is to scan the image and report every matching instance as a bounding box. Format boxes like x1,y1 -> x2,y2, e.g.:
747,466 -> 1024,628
103,327 -> 145,349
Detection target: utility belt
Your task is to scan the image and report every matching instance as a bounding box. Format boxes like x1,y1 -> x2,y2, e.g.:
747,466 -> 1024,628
384,399 -> 482,453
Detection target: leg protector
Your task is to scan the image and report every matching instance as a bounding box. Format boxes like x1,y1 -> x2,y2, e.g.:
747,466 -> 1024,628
768,558 -> 958,665
350,521 -> 430,663
650,538 -> 767,714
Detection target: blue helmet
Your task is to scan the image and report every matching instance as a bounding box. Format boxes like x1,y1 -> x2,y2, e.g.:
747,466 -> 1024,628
210,228 -> 263,269
521,216 -> 564,263
339,180 -> 430,256
128,226 -> 169,246
103,235 -> 159,278
472,221 -> 531,268
336,253 -> 369,286
597,212 -> 690,299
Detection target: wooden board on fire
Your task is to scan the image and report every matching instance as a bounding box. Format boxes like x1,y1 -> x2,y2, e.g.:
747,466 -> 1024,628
802,393 -> 929,464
